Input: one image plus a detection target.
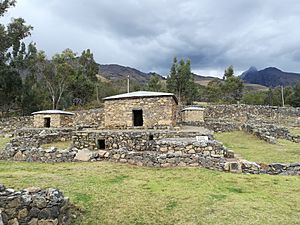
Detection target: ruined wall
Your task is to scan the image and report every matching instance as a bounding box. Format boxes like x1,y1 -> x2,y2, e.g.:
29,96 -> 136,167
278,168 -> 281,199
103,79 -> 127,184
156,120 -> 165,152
104,96 -> 177,129
33,114 -> 74,128
182,110 -> 204,122
0,184 -> 71,225
204,104 -> 300,126
0,116 -> 32,135
73,108 -> 104,129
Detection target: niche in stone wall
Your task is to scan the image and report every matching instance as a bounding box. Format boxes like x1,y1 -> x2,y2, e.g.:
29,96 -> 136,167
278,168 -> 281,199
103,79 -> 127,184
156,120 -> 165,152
44,117 -> 51,128
97,139 -> 106,150
133,109 -> 143,126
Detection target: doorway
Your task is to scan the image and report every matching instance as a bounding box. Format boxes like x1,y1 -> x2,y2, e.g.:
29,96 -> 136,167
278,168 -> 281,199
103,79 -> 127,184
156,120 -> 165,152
44,117 -> 51,128
133,109 -> 143,126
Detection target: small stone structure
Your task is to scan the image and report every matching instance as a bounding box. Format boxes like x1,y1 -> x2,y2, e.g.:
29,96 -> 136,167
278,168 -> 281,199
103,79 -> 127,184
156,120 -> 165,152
32,110 -> 74,128
181,106 -> 204,123
103,91 -> 178,129
0,184 -> 71,225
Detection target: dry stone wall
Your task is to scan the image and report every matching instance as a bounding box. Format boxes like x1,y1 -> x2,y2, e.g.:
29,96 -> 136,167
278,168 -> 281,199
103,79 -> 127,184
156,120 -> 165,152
204,104 -> 300,126
242,122 -> 300,143
0,184 -> 71,225
0,116 -> 32,136
73,108 -> 104,129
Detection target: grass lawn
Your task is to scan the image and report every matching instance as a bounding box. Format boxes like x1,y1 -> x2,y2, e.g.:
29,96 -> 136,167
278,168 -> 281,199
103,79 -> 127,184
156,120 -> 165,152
215,131 -> 300,164
290,128 -> 300,136
0,137 -> 11,150
40,141 -> 72,149
0,161 -> 300,225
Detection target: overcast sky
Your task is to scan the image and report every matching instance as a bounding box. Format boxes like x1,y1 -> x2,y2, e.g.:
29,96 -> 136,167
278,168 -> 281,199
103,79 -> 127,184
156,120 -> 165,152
4,0 -> 300,77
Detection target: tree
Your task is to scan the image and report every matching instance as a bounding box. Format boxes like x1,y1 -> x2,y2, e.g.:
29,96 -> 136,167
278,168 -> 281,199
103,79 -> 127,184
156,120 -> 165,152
289,82 -> 300,107
145,74 -> 163,92
79,49 -> 99,82
223,65 -> 234,80
166,57 -> 196,104
221,66 -> 244,103
0,0 -> 33,115
207,78 -> 223,102
41,49 -> 76,109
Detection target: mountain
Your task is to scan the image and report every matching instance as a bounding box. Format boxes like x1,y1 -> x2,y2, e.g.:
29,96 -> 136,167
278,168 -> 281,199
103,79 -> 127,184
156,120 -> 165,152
98,64 -> 164,83
241,67 -> 300,87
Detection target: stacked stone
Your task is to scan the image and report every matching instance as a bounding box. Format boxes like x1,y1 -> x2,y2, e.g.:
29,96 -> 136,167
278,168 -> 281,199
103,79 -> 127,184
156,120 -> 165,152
242,122 -> 299,143
239,161 -> 300,175
73,108 -> 104,129
0,146 -> 77,162
204,104 -> 300,126
0,116 -> 32,136
0,184 -> 70,225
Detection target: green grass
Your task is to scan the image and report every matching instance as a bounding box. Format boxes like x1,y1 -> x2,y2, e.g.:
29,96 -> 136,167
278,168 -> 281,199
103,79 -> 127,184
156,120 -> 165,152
40,141 -> 72,149
0,137 -> 11,150
0,161 -> 299,225
215,131 -> 300,164
290,128 -> 300,136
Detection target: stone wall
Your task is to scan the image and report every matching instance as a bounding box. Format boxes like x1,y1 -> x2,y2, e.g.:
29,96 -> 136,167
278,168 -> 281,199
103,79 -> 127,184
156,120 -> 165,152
33,114 -> 74,128
226,160 -> 300,176
104,96 -> 177,129
181,109 -> 204,123
242,122 -> 300,144
0,184 -> 71,225
0,116 -> 32,136
204,104 -> 300,126
0,128 -> 74,161
73,108 -> 104,129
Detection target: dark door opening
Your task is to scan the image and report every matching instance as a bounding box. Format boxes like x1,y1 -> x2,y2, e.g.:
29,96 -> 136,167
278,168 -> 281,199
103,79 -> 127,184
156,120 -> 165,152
44,118 -> 51,128
97,139 -> 106,150
133,109 -> 143,126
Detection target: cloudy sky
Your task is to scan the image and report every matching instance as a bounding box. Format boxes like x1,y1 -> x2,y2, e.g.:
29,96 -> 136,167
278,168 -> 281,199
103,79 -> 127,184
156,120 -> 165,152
4,0 -> 300,77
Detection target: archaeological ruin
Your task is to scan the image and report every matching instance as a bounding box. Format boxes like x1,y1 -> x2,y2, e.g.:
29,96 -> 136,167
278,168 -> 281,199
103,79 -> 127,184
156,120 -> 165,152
103,91 -> 178,128
0,91 -> 300,176
32,110 -> 74,128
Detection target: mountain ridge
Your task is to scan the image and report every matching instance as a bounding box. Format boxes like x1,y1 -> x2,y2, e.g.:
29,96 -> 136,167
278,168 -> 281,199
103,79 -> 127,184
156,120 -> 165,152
240,66 -> 300,87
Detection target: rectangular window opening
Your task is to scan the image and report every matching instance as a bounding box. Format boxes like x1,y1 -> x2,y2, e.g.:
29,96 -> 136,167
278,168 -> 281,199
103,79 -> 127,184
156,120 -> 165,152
97,139 -> 106,150
149,134 -> 154,141
44,118 -> 51,128
133,109 -> 143,126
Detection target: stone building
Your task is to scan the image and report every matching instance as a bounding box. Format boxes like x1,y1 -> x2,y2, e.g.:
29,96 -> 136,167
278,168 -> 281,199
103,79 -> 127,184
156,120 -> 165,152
103,91 -> 178,129
32,110 -> 74,128
181,106 -> 205,123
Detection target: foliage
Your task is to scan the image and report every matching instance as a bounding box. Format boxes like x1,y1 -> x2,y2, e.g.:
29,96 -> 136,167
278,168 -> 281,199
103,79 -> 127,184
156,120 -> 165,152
223,65 -> 234,80
289,82 -> 300,107
241,91 -> 268,105
145,74 -> 164,92
206,66 -> 244,103
0,1 -> 32,115
1,161 -> 300,225
166,57 -> 196,104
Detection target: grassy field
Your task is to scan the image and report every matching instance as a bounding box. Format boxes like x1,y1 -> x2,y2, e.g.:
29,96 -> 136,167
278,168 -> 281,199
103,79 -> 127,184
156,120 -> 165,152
290,128 -> 300,136
0,161 -> 300,225
215,131 -> 300,163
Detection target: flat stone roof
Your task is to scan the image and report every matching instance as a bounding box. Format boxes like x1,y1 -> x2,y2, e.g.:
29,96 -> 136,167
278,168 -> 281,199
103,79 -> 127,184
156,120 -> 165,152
31,110 -> 75,115
182,107 -> 205,111
103,91 -> 178,103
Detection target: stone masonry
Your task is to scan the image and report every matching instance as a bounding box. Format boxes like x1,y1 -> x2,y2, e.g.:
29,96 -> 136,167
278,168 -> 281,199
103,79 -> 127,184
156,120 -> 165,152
0,184 -> 71,225
104,96 -> 177,129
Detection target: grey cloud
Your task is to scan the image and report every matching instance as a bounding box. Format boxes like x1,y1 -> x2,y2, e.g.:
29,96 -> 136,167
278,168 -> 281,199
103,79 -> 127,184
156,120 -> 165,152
8,0 -> 300,76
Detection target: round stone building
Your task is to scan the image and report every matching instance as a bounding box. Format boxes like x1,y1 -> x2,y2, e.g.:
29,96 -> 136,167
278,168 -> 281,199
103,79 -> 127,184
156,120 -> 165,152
32,110 -> 74,128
